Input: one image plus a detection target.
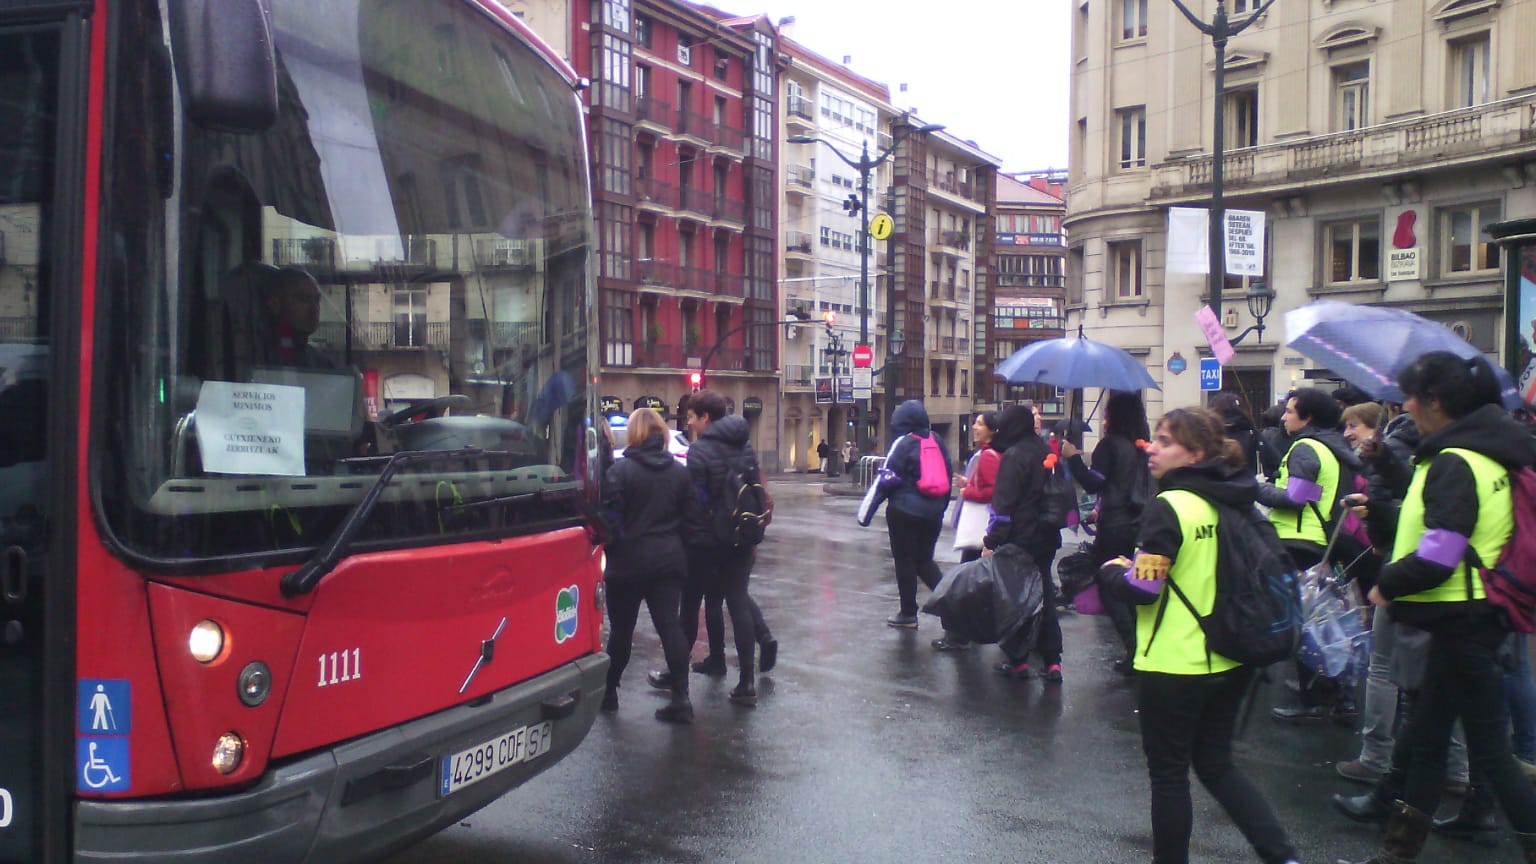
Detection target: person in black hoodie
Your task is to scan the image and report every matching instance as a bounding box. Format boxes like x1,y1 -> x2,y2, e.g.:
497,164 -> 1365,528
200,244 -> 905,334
866,399 -> 953,629
1210,392 -> 1259,479
985,403 -> 1065,682
650,390 -> 766,706
601,408 -> 701,723
1062,391 -> 1152,674
1338,352 -> 1536,864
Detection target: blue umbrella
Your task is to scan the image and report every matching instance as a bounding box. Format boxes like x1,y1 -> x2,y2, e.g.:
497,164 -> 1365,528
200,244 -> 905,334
1285,300 -> 1522,409
993,334 -> 1159,391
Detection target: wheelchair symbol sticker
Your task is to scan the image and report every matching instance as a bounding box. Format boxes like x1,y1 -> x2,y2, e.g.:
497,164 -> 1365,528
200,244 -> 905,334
77,738 -> 130,792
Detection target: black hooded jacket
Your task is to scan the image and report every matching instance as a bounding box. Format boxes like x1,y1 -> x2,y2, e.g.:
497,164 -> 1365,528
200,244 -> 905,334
1371,404 -> 1536,622
984,408 -> 1054,551
1136,459 -> 1260,561
1067,434 -> 1150,533
683,414 -> 759,548
883,400 -> 952,521
602,435 -> 700,582
1255,425 -> 1363,541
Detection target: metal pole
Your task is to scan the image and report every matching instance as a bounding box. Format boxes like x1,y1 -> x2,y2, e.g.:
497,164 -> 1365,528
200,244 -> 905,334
857,141 -> 872,459
1208,3 -> 1228,323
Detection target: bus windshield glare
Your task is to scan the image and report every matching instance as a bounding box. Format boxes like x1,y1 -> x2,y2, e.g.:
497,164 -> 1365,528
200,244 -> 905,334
97,0 -> 598,567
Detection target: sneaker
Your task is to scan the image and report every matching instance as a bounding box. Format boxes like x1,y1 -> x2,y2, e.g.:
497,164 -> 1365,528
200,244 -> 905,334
1042,664 -> 1063,684
885,613 -> 919,629
728,683 -> 757,707
1336,760 -> 1385,785
994,660 -> 1031,680
930,636 -> 972,651
600,686 -> 618,713
758,639 -> 778,674
646,670 -> 673,690
1270,704 -> 1328,721
691,655 -> 727,677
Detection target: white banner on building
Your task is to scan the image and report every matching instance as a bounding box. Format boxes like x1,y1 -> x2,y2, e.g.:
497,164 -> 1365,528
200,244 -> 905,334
1224,209 -> 1266,276
1166,207 -> 1209,274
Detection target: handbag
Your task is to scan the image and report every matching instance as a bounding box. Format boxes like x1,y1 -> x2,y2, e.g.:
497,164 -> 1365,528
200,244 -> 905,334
953,500 -> 990,550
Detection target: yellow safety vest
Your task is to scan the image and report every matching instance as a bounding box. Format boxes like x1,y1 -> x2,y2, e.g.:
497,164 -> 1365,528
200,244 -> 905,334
1135,490 -> 1242,676
1392,447 -> 1511,604
1269,437 -> 1340,547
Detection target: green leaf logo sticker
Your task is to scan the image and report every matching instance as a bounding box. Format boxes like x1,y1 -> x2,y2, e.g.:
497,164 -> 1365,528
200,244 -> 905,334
555,585 -> 579,644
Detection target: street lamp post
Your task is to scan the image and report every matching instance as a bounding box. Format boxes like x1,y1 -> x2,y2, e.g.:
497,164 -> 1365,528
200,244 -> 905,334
1169,0 -> 1276,322
788,122 -> 943,456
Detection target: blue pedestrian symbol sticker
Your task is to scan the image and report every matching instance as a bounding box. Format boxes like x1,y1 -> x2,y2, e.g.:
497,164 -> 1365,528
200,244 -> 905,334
1199,357 -> 1223,392
77,738 -> 130,792
78,680 -> 130,734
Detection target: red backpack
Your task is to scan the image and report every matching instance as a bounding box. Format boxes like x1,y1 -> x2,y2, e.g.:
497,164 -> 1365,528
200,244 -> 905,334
1471,466 -> 1536,633
912,433 -> 950,498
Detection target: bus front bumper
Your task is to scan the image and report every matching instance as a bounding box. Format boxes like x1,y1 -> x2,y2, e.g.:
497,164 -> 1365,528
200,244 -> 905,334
74,652 -> 608,864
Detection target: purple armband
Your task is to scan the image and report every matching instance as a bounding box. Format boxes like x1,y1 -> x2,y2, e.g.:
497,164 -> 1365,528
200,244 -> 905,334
1416,529 -> 1469,569
1285,477 -> 1323,505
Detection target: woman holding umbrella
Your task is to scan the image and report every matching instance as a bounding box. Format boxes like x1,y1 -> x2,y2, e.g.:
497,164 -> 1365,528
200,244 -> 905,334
1340,352 -> 1536,864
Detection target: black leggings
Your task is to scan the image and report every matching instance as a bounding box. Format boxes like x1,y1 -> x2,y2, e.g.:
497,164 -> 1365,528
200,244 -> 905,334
885,508 -> 943,616
1138,666 -> 1298,864
701,592 -> 770,659
682,546 -> 757,686
605,575 -> 688,693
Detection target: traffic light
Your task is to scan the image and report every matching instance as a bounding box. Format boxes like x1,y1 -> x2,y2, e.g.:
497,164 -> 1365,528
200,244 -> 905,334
841,193 -> 862,215
689,371 -> 702,392
822,310 -> 836,337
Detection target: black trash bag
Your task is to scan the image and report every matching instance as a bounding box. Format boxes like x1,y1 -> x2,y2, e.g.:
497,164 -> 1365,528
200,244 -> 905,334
1057,542 -> 1096,599
922,544 -> 1044,645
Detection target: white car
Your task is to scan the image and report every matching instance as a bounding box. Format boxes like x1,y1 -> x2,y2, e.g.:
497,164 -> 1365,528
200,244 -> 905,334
609,417 -> 689,463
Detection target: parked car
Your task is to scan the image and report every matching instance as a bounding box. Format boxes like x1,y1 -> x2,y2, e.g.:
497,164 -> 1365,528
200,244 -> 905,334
608,414 -> 688,463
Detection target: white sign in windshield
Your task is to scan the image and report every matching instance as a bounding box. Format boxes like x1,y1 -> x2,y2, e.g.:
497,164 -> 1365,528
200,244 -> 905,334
195,381 -> 306,476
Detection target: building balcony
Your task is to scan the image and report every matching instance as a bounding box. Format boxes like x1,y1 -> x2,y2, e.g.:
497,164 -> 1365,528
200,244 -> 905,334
1150,94 -> 1536,204
636,177 -> 676,211
785,230 -> 813,257
633,342 -> 684,369
675,109 -> 712,145
782,363 -> 813,389
635,96 -> 672,132
676,186 -> 712,221
328,320 -> 450,352
931,229 -> 971,257
709,194 -> 746,226
785,95 -> 814,128
713,271 -> 746,299
711,122 -> 746,154
929,280 -> 959,303
636,258 -> 677,290
271,237 -> 336,272
785,164 -> 814,195
677,265 -> 713,293
474,238 -> 536,268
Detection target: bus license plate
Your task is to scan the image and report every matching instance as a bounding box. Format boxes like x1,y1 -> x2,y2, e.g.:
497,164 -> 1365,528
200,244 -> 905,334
439,721 -> 553,797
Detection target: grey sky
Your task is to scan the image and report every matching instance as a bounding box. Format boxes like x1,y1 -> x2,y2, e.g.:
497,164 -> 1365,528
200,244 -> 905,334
741,0 -> 1071,172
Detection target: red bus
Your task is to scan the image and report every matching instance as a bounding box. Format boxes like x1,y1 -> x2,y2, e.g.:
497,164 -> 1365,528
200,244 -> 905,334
0,1 -> 610,861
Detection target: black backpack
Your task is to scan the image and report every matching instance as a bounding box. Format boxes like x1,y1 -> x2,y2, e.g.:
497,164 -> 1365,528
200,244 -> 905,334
1148,499 -> 1302,669
1039,459 -> 1078,531
713,455 -> 770,548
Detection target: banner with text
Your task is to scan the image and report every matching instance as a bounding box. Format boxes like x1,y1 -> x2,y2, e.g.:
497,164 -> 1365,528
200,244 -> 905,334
1224,209 -> 1266,276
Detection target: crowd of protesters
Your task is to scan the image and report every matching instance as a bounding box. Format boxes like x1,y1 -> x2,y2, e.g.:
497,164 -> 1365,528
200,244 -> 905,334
594,348 -> 1536,864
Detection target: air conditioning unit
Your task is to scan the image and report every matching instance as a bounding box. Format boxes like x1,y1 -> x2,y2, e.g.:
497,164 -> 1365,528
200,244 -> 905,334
677,44 -> 691,65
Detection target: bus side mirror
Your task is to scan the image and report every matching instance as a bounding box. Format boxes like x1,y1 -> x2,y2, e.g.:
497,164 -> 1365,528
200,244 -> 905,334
167,0 -> 278,132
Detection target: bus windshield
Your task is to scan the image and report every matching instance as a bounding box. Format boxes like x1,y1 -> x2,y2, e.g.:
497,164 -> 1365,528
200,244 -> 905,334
97,0 -> 597,567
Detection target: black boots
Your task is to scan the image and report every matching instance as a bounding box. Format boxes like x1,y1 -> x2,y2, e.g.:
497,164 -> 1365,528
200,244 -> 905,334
1432,784 -> 1498,846
1342,802 -> 1432,864
654,688 -> 693,724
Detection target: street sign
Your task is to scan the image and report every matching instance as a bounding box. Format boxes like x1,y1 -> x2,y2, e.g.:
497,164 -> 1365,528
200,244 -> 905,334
836,376 -> 853,404
852,344 -> 873,368
868,213 -> 893,241
1199,357 -> 1222,391
852,367 -> 873,400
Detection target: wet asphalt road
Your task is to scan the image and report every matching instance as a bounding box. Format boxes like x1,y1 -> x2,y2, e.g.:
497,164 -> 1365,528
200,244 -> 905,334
386,474 -> 1523,864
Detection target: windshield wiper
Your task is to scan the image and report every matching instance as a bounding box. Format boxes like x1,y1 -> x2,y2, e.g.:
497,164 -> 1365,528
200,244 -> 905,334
282,447 -> 514,597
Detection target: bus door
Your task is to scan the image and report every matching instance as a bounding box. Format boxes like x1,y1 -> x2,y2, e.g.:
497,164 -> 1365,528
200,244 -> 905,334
0,13 -> 82,864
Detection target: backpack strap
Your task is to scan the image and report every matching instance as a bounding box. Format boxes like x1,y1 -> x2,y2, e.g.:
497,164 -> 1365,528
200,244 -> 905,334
1159,573 -> 1215,672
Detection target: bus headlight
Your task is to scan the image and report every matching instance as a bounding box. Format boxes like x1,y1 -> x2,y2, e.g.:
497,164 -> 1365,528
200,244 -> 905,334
189,620 -> 225,663
237,662 -> 271,707
212,732 -> 245,774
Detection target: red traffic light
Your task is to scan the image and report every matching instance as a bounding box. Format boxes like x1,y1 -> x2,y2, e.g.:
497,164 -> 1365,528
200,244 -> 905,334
689,371 -> 702,390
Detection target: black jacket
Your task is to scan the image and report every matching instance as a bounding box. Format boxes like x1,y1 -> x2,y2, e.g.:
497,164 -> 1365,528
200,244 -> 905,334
883,400 -> 952,522
985,409 -> 1054,552
1220,412 -> 1259,479
1256,426 -> 1362,545
1365,412 -> 1420,504
1371,405 -> 1536,625
602,436 -> 698,582
1067,434 -> 1150,533
683,414 -> 759,549
1136,459 -> 1260,561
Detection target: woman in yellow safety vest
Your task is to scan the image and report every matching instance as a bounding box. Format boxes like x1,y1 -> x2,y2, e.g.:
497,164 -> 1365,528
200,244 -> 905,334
1106,407 -> 1301,864
1340,351 -> 1536,864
